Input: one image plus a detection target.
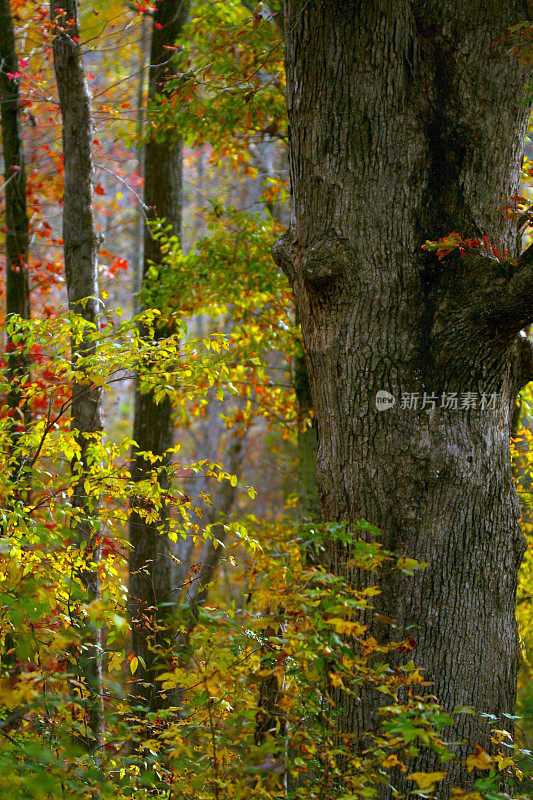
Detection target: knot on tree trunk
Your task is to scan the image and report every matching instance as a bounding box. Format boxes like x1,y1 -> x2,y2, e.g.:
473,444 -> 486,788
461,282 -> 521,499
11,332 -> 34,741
300,234 -> 354,286
273,229 -> 355,286
272,228 -> 297,281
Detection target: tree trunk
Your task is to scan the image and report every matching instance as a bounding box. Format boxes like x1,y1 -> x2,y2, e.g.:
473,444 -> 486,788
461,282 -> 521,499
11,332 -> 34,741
186,432 -> 246,628
51,0 -> 104,752
0,0 -> 30,323
128,0 -> 189,713
0,0 -> 31,482
132,12 -> 148,313
275,2 -> 531,795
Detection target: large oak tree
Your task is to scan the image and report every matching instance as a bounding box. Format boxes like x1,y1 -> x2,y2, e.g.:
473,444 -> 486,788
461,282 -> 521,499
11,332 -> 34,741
274,2 -> 532,795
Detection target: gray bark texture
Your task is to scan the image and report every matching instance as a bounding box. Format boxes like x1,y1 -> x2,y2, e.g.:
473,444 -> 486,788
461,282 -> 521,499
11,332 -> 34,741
0,0 -> 31,481
0,0 -> 30,322
51,0 -> 104,752
128,0 -> 189,713
275,1 -> 532,796
132,12 -> 148,312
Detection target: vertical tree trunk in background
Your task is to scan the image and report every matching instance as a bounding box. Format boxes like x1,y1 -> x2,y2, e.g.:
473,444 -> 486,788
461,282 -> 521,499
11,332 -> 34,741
275,2 -> 531,795
51,0 -> 104,752
132,12 -> 148,313
0,0 -> 31,482
129,0 -> 189,713
251,349 -> 318,782
0,0 -> 30,324
185,432 -> 245,626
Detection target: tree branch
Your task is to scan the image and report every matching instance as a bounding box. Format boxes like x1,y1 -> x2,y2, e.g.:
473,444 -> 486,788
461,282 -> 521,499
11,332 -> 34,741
513,332 -> 533,391
475,244 -> 533,335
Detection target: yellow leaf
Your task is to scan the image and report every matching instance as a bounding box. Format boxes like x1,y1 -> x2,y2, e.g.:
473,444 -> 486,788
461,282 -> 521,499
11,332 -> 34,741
465,745 -> 493,772
362,586 -> 381,596
326,617 -> 366,636
494,753 -> 514,771
87,372 -> 106,386
407,771 -> 446,790
328,672 -> 345,688
405,668 -> 425,685
108,652 -> 123,673
129,656 -> 138,675
381,754 -> 407,772
490,729 -> 512,745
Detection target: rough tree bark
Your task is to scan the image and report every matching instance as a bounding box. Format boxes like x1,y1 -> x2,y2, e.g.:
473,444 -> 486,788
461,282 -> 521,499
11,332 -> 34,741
0,0 -> 31,478
128,0 -> 189,713
132,12 -> 148,312
51,0 -> 104,752
274,2 -> 531,796
0,0 -> 30,323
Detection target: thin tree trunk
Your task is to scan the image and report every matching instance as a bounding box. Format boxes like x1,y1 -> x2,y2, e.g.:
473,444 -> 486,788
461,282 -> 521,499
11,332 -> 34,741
128,0 -> 189,713
51,0 -> 104,752
173,431 -> 246,713
0,0 -> 31,483
186,434 -> 246,626
132,12 -> 148,314
251,346 -> 319,785
0,0 -> 30,323
275,2 -> 531,796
